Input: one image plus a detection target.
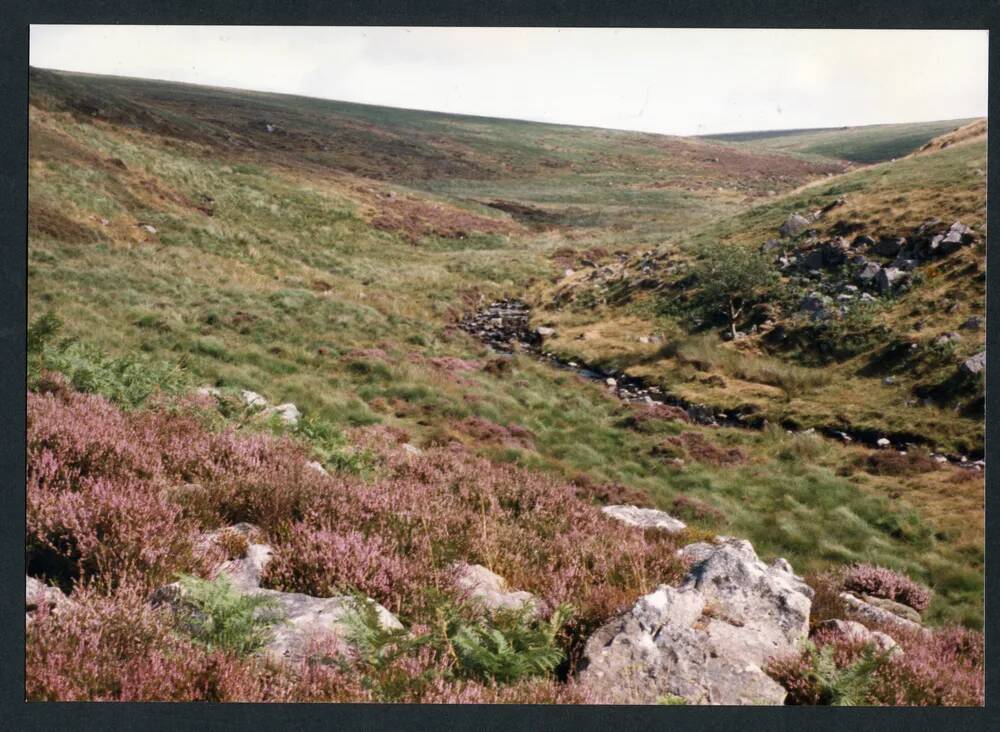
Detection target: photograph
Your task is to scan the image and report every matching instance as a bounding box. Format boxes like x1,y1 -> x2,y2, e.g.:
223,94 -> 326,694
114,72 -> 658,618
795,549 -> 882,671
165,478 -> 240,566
25,25 -> 986,706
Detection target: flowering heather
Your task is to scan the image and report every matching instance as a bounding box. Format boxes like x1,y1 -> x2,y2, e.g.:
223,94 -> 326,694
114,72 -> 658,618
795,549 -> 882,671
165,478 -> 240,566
767,623 -> 984,706
27,387 -> 688,698
842,563 -> 933,613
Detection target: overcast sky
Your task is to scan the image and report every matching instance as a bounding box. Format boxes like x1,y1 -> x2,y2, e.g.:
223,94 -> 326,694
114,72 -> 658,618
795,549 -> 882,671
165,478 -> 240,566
30,26 -> 988,136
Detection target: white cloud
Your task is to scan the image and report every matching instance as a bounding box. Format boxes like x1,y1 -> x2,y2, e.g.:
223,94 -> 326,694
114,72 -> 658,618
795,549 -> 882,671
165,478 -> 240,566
29,26 -> 988,136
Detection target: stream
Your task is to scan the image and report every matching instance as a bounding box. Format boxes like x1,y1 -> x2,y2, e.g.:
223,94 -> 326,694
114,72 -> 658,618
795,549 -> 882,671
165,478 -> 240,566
459,299 -> 982,470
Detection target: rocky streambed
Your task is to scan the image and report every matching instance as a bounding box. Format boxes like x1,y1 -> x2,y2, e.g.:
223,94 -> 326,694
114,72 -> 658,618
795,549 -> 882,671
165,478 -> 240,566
459,299 -> 981,469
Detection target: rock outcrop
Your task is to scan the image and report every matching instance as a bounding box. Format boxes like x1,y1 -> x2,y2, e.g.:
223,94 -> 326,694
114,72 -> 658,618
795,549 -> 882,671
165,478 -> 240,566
813,618 -> 899,654
579,537 -> 812,705
839,592 -> 928,636
26,576 -> 70,624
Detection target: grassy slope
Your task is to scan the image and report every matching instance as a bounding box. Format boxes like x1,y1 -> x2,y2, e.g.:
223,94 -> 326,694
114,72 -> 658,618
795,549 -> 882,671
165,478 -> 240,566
704,118 -> 980,164
27,68 -> 983,626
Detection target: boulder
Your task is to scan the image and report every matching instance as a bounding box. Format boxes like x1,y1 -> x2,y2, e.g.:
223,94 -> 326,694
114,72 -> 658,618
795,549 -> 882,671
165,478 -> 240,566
151,525 -> 402,664
889,258 -> 919,272
601,504 -> 686,534
813,619 -> 899,654
961,351 -> 986,376
872,236 -> 905,258
452,563 -> 538,614
852,234 -> 875,248
256,591 -> 402,664
875,267 -> 907,295
261,402 -> 301,427
304,460 -> 329,476
799,293 -> 827,313
779,213 -> 812,238
797,248 -> 825,271
579,538 -> 812,705
26,576 -> 69,622
856,261 -> 882,287
761,239 -> 783,254
821,238 -> 850,266
240,389 -> 268,409
859,594 -> 922,624
960,316 -> 983,331
536,326 -> 557,337
839,592 -> 928,636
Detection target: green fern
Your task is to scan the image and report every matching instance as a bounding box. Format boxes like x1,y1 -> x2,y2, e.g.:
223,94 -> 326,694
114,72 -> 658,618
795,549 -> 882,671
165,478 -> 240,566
802,640 -> 885,706
344,595 -> 573,689
176,574 -> 284,656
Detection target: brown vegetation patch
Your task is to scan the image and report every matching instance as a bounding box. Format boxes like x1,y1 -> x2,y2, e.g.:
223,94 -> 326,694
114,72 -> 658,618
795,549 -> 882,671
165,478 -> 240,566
457,416 -> 535,450
670,495 -> 727,525
365,191 -> 521,243
861,450 -> 938,477
570,473 -> 652,508
622,402 -> 690,431
28,199 -> 101,243
655,432 -> 747,467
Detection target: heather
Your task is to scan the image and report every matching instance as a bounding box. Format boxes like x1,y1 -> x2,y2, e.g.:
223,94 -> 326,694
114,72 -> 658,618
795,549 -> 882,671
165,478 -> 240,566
26,386 -> 686,698
767,623 -> 984,706
842,563 -> 933,613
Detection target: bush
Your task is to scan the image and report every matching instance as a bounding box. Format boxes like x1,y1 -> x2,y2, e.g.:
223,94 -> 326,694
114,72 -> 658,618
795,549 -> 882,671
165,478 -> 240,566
176,574 -> 283,655
862,449 -> 937,476
768,624 -> 984,706
842,563 -> 933,613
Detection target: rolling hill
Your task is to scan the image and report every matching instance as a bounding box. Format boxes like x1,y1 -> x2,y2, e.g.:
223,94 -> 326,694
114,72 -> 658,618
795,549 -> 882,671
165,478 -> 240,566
704,118 -> 981,164
26,67 -> 986,704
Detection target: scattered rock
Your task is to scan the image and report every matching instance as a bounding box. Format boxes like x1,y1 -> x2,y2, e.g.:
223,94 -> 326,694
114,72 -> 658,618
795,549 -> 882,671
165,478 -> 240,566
240,389 -> 268,408
401,442 -> 423,456
876,437 -> 891,447
813,619 -> 899,654
839,592 -> 928,636
261,402 -> 301,427
859,593 -> 922,624
960,316 -> 983,331
152,525 -> 402,665
195,385 -> 221,399
579,538 -> 812,705
856,261 -> 882,287
961,351 -> 986,376
452,563 -> 538,614
304,460 -> 328,476
872,236 -> 905,257
26,576 -> 69,622
536,326 -> 557,338
779,213 -> 812,238
601,504 -> 686,534
875,267 -> 907,295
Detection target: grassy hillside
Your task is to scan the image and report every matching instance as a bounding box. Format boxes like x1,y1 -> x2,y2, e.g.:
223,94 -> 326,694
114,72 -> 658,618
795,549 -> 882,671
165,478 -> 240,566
27,63 -> 984,651
705,118 -> 980,164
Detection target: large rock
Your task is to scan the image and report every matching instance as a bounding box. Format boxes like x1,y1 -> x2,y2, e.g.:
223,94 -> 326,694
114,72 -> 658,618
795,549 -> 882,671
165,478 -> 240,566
255,590 -> 402,664
452,563 -> 538,614
240,389 -> 268,408
601,504 -> 687,534
779,213 -> 812,238
579,538 -> 812,705
151,524 -> 401,664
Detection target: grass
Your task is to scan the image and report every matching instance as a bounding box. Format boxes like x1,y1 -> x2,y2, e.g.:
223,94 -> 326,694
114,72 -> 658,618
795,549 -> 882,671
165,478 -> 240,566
704,118 -> 980,163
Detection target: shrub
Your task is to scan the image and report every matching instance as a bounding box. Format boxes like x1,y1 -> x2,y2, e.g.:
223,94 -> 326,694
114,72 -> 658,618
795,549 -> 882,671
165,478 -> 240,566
768,624 -> 984,706
842,563 -> 933,613
176,574 -> 284,655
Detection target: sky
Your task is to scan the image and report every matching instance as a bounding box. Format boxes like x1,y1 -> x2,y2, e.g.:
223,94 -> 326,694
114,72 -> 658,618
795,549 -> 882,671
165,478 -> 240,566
29,26 -> 989,136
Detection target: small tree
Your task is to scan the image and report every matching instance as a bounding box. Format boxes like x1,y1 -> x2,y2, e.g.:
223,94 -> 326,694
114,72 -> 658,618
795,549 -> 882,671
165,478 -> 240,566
690,245 -> 778,339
